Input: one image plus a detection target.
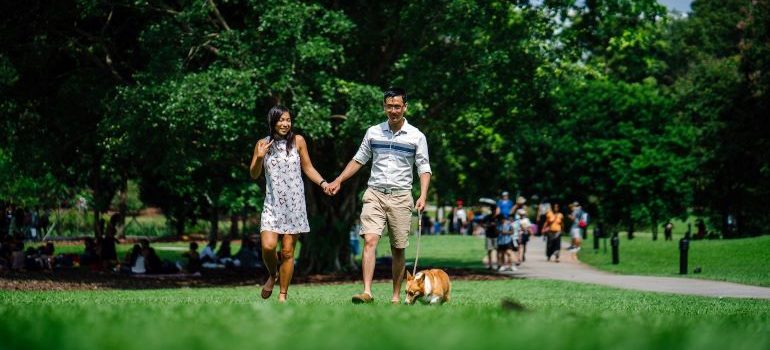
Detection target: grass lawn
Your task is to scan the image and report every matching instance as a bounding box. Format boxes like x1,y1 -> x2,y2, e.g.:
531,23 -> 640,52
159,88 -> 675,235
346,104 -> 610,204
578,233 -> 770,287
45,232 -> 770,288
1,279 -> 768,350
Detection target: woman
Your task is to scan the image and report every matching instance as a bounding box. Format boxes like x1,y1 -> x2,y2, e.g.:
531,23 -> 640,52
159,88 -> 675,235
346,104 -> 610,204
249,105 -> 328,302
543,202 -> 564,263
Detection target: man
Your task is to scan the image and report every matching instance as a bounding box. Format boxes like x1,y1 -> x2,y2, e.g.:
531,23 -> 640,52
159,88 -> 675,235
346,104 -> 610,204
482,205 -> 499,270
453,200 -> 467,234
568,202 -> 585,252
326,87 -> 431,304
495,191 -> 514,219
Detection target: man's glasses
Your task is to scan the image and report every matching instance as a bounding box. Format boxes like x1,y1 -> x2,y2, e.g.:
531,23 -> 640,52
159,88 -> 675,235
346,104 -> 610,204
385,105 -> 404,111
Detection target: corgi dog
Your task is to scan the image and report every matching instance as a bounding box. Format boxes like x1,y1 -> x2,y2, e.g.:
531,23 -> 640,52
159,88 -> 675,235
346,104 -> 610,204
405,269 -> 451,305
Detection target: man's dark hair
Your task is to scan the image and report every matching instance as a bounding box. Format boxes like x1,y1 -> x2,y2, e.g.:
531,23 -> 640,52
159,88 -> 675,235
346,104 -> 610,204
383,87 -> 407,104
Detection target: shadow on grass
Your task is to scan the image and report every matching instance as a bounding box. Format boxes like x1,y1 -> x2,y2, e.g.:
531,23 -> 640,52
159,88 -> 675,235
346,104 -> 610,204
0,261 -> 509,291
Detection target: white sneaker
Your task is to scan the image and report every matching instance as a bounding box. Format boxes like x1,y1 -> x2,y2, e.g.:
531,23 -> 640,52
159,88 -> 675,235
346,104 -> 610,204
510,266 -> 518,271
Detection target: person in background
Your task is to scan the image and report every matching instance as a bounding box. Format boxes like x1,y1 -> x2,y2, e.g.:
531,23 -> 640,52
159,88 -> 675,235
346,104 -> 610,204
496,217 -> 518,271
517,209 -> 532,263
179,242 -> 201,274
495,191 -> 514,219
664,221 -> 674,241
453,200 -> 467,235
568,202 -> 584,252
348,219 -> 362,270
536,200 -> 550,237
544,203 -> 564,262
200,239 -> 217,263
483,205 -> 499,270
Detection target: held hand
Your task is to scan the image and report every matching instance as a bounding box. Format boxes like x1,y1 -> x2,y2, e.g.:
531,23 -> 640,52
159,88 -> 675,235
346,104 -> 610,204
255,140 -> 274,158
325,180 -> 341,196
415,196 -> 426,212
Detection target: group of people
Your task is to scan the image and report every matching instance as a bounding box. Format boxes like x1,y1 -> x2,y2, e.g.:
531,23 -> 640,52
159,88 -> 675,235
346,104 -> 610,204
481,193 -> 533,271
249,87 -> 430,304
2,205 -> 49,241
0,236 -> 56,272
477,193 -> 590,267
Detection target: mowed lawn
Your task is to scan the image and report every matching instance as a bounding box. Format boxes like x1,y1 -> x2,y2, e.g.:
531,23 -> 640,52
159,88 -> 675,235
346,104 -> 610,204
1,279 -> 769,350
46,232 -> 770,287
578,234 -> 770,287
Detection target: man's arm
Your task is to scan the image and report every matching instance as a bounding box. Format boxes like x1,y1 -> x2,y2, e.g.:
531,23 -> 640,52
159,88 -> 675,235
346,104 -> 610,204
414,133 -> 432,212
326,130 -> 372,196
326,160 -> 364,195
415,172 -> 431,212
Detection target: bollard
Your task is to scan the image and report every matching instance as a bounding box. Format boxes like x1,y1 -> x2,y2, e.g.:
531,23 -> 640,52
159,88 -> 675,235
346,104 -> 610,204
611,232 -> 620,264
593,225 -> 601,251
680,224 -> 691,274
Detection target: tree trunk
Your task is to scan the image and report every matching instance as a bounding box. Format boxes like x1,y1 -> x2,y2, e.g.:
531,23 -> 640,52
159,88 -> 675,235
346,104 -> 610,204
175,211 -> 185,237
93,206 -> 102,238
298,129 -> 365,274
229,214 -> 239,238
209,205 -> 219,241
116,176 -> 128,238
241,206 -> 249,237
300,174 -> 362,275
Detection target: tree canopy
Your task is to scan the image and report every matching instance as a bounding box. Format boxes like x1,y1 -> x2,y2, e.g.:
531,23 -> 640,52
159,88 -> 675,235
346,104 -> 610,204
2,0 -> 768,271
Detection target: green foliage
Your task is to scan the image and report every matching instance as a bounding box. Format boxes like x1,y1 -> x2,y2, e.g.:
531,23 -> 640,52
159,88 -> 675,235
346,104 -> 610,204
548,77 -> 695,227
3,0 -> 770,271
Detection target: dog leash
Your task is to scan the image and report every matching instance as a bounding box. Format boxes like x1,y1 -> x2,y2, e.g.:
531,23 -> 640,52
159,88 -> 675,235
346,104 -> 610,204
412,210 -> 422,276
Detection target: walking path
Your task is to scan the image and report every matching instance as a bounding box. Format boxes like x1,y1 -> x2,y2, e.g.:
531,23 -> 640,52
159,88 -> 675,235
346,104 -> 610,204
504,237 -> 770,299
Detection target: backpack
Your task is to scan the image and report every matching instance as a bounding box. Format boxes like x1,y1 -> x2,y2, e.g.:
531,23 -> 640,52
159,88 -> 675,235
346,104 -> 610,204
578,211 -> 589,228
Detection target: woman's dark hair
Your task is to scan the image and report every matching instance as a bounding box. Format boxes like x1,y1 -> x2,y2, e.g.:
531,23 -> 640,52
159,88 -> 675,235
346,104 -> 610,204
267,105 -> 295,154
383,87 -> 407,104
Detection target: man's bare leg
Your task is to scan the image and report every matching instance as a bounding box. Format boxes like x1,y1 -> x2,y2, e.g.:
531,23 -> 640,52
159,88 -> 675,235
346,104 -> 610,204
361,233 -> 380,297
391,247 -> 405,302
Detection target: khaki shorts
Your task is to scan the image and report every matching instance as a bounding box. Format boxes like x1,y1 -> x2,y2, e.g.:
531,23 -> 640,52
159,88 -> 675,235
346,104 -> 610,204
360,188 -> 414,249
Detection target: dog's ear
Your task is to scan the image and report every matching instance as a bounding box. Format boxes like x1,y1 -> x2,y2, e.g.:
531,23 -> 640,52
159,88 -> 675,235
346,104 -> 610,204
417,273 -> 426,282
406,270 -> 413,281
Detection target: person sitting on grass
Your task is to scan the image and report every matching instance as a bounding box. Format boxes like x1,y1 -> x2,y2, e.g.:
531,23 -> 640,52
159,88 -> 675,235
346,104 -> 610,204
139,239 -> 163,274
178,242 -> 201,274
200,239 -> 217,264
216,238 -> 233,266
81,237 -> 100,269
120,244 -> 144,274
233,236 -> 261,269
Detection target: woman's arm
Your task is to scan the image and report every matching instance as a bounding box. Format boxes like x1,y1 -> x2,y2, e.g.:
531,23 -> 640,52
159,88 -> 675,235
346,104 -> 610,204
249,138 -> 273,179
296,135 -> 329,191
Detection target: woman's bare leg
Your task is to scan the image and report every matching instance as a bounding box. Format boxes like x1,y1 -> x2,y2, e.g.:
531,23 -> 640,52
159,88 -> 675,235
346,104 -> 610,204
261,231 -> 279,292
278,234 -> 299,302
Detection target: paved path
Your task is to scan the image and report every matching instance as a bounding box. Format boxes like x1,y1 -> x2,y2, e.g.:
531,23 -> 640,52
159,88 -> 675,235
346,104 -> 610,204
501,236 -> 770,299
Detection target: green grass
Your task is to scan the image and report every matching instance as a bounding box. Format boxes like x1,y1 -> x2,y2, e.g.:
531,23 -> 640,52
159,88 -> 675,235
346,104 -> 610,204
375,234 -> 486,269
578,233 -> 770,287
1,280 -> 768,350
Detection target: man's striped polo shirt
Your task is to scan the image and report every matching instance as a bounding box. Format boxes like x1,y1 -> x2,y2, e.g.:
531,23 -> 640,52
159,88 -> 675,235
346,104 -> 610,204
353,118 -> 431,191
